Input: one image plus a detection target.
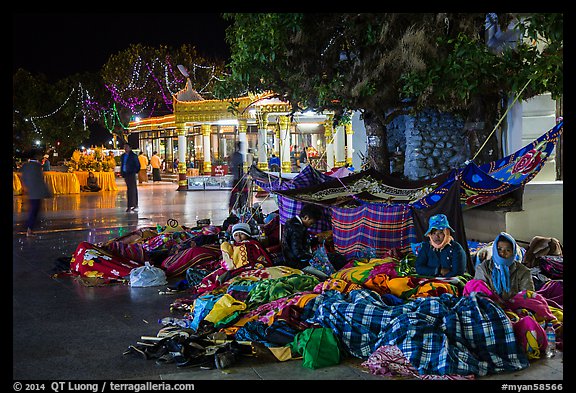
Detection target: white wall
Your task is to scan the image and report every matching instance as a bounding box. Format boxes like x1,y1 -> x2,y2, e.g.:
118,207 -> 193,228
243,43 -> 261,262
463,181 -> 563,245
351,111 -> 367,170
522,93 -> 558,182
464,92 -> 562,245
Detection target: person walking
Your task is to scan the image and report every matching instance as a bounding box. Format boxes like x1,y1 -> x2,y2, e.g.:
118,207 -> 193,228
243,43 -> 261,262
20,151 -> 52,236
137,152 -> 149,184
228,141 -> 246,213
120,142 -> 141,212
150,151 -> 162,182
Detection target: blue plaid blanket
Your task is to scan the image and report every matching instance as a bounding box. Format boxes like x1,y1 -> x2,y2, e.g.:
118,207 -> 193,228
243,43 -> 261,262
309,289 -> 529,376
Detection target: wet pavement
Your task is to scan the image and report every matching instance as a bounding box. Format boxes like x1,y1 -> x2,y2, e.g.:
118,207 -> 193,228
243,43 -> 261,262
12,179 -> 564,383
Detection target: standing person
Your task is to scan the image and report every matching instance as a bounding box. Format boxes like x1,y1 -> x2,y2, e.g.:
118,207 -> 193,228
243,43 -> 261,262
470,232 -> 535,301
20,151 -> 52,236
41,154 -> 51,171
268,153 -> 281,172
137,152 -> 149,184
290,145 -> 298,172
150,151 -> 162,182
173,158 -> 179,172
281,203 -> 323,269
228,141 -> 246,213
299,147 -> 308,170
415,213 -> 467,277
107,151 -> 117,174
120,143 -> 141,212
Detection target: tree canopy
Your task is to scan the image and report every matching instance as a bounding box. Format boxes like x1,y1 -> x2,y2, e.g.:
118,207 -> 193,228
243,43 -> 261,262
215,13 -> 563,171
13,43 -> 226,158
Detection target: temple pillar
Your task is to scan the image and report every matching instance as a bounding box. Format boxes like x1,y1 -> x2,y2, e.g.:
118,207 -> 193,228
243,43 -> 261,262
176,123 -> 187,190
279,115 -> 292,173
166,137 -> 173,170
238,118 -> 248,172
334,124 -> 346,167
201,124 -> 212,175
273,123 -> 280,155
257,113 -> 269,170
311,133 -> 318,152
324,116 -> 335,170
345,123 -> 354,166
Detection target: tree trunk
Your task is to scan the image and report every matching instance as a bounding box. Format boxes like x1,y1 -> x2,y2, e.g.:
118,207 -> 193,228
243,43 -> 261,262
464,93 -> 502,165
362,109 -> 390,174
555,96 -> 563,181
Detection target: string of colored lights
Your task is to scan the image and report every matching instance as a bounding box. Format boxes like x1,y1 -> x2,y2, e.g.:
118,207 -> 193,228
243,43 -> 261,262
27,83 -> 90,134
18,57 -> 228,139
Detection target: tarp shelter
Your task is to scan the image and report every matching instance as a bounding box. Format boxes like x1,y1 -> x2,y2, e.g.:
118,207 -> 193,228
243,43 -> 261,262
250,165 -> 334,234
254,121 -> 563,271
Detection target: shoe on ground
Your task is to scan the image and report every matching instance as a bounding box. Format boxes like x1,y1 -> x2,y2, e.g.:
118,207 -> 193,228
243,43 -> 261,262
131,207 -> 139,212
214,347 -> 237,370
125,208 -> 131,212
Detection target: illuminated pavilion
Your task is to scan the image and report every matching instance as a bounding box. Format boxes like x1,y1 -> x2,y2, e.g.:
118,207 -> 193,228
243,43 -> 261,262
127,81 -> 356,190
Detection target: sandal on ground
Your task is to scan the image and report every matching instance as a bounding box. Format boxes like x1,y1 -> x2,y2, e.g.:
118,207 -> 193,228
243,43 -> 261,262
123,345 -> 149,360
176,350 -> 211,368
144,342 -> 168,359
155,337 -> 187,365
155,352 -> 178,365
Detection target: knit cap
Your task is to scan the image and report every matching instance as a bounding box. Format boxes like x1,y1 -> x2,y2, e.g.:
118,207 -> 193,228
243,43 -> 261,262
232,222 -> 252,238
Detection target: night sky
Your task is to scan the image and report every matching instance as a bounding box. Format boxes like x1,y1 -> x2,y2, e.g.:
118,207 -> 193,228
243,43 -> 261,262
13,13 -> 232,146
13,13 -> 232,80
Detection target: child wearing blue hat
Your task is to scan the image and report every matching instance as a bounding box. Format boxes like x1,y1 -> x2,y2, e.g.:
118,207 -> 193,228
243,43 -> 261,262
415,214 -> 467,277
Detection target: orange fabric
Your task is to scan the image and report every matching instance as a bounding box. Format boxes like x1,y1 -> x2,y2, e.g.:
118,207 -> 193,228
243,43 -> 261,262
363,274 -> 392,295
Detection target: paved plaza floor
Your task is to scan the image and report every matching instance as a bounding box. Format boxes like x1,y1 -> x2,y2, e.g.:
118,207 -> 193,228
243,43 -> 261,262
12,179 -> 564,385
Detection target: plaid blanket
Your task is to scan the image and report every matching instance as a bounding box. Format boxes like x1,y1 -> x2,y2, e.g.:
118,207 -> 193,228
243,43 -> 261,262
331,202 -> 416,258
310,289 -> 529,376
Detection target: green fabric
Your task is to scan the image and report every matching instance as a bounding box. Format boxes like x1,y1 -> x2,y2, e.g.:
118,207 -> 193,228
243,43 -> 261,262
289,327 -> 341,369
246,274 -> 319,306
214,310 -> 241,328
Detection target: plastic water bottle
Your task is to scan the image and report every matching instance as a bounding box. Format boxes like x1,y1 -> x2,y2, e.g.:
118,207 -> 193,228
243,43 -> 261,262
545,322 -> 556,358
158,317 -> 189,328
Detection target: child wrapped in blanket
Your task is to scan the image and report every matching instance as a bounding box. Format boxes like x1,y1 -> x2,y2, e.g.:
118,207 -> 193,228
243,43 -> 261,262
186,223 -> 274,298
220,222 -> 273,270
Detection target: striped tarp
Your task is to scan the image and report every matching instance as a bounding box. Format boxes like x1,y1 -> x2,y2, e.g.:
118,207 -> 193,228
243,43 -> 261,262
331,202 -> 416,258
250,165 -> 333,234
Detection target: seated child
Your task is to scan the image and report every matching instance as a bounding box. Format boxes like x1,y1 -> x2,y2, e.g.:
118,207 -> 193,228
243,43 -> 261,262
220,222 -> 273,270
